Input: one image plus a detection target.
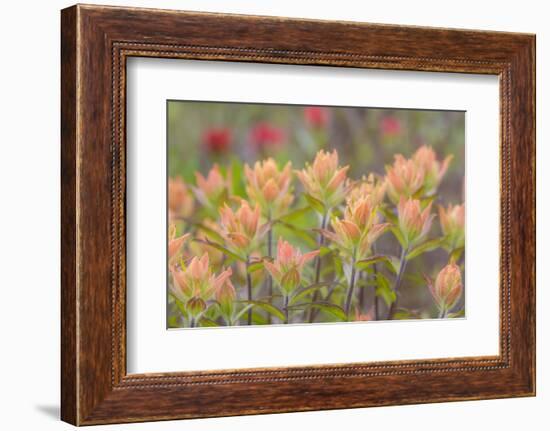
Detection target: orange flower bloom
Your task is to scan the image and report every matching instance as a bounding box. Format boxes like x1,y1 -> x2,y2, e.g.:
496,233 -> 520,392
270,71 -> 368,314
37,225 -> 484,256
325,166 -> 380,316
296,149 -> 350,210
323,196 -> 389,258
168,224 -> 190,264
170,253 -> 233,318
168,176 -> 194,221
195,164 -> 230,207
244,158 -> 293,217
439,203 -> 465,250
347,174 -> 387,207
397,197 -> 434,247
385,155 -> 425,204
413,145 -> 452,196
354,307 -> 374,321
264,238 -> 319,296
385,145 -> 452,203
219,201 -> 263,254
428,263 -> 463,314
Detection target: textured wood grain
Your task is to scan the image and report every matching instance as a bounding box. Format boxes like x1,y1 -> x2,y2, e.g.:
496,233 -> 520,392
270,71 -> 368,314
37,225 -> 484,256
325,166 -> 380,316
60,4 -> 535,425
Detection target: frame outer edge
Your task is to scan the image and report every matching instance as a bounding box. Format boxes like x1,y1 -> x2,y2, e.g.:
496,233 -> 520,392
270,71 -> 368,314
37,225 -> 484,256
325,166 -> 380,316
61,5 -> 79,426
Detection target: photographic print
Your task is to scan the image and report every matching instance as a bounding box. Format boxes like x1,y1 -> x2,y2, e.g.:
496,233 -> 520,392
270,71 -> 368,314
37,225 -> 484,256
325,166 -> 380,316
167,101 -> 465,328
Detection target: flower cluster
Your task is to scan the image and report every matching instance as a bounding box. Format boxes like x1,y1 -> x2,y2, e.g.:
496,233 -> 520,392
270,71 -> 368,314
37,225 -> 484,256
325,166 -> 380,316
168,140 -> 464,327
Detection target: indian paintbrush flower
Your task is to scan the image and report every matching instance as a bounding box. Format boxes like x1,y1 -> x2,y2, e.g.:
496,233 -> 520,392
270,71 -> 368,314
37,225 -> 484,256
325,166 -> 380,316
263,238 -> 319,296
215,273 -> 237,324
397,197 -> 435,248
413,145 -> 452,196
427,263 -> 463,317
219,201 -> 265,256
323,196 -> 389,259
168,176 -> 195,221
347,174 -> 387,207
168,224 -> 190,265
296,149 -> 350,210
194,164 -> 230,207
385,145 -> 452,203
170,253 -> 233,322
385,154 -> 425,204
439,203 -> 465,251
244,158 -> 294,218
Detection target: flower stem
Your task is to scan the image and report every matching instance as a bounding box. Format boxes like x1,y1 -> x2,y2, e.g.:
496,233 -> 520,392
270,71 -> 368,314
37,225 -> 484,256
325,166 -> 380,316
372,242 -> 380,320
284,295 -> 289,324
308,210 -> 329,323
438,307 -> 448,319
246,256 -> 253,325
266,216 -> 273,324
344,250 -> 358,319
388,247 -> 408,319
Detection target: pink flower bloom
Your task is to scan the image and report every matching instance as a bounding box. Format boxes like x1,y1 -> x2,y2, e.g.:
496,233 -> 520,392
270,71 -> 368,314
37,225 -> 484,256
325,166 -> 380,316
202,127 -> 232,154
249,122 -> 285,151
323,196 -> 389,258
380,116 -> 402,137
439,203 -> 465,254
219,201 -> 264,254
428,263 -> 463,315
296,149 -> 351,210
264,238 -> 319,295
304,106 -> 329,128
170,253 -> 233,318
413,145 -> 452,195
244,158 -> 294,217
168,176 -> 194,220
397,197 -> 434,247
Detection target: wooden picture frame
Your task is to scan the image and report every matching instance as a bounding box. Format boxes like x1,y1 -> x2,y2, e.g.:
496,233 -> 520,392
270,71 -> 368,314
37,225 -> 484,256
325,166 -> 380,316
61,4 -> 535,425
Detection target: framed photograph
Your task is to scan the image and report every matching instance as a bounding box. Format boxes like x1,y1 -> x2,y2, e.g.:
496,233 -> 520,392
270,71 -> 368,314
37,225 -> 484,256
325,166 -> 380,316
61,4 -> 535,425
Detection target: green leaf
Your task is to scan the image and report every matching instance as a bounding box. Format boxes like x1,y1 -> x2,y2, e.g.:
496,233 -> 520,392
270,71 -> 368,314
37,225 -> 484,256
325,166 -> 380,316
373,274 -> 395,307
232,304 -> 255,323
304,193 -> 325,214
277,206 -> 312,223
199,317 -> 220,327
247,261 -> 264,273
193,239 -> 246,262
230,158 -> 246,198
239,300 -> 286,322
375,285 -> 396,307
393,310 -> 412,320
319,246 -> 334,257
356,255 -> 391,271
274,220 -> 317,247
449,247 -> 465,263
447,308 -> 465,318
193,222 -> 224,243
379,205 -> 397,224
290,282 -> 339,304
406,238 -> 444,260
288,301 -> 347,321
390,227 -> 407,248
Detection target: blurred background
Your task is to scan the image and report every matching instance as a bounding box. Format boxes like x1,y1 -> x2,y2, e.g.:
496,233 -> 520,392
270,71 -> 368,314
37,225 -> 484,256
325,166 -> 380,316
168,101 -> 465,322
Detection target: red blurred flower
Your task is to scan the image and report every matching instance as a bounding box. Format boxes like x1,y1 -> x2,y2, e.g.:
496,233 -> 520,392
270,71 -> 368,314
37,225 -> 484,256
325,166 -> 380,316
202,127 -> 232,153
380,116 -> 402,137
249,122 -> 285,151
304,106 -> 329,128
